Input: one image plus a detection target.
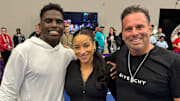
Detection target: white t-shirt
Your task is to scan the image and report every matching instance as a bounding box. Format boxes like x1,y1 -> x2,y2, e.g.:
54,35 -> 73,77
156,41 -> 169,49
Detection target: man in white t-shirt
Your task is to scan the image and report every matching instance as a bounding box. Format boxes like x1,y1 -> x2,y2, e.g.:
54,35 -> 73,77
156,36 -> 168,49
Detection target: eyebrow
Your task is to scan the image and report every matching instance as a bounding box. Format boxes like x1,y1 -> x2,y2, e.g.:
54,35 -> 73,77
73,41 -> 90,46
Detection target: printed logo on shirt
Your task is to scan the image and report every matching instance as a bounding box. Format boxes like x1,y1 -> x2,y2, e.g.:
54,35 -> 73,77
118,72 -> 147,86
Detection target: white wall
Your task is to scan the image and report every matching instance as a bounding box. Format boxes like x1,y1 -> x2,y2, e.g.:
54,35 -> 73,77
0,0 -> 179,38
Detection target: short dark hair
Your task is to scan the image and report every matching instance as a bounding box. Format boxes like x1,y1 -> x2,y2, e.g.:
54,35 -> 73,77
151,25 -> 154,28
159,36 -> 165,39
16,28 -> 21,31
1,27 -> 7,31
178,32 -> 180,35
40,3 -> 64,19
121,5 -> 150,24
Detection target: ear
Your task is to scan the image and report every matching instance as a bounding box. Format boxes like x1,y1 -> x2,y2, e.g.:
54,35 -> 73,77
149,25 -> 152,31
38,23 -> 41,31
93,41 -> 96,48
148,25 -> 152,36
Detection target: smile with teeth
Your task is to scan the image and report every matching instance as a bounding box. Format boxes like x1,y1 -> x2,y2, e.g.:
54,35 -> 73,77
130,38 -> 142,44
132,39 -> 140,42
49,31 -> 59,35
80,55 -> 88,59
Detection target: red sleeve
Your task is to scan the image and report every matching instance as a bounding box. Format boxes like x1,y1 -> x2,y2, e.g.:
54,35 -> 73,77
0,35 -> 8,50
173,39 -> 178,45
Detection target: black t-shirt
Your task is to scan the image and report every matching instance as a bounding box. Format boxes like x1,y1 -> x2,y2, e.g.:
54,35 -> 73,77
29,32 -> 40,38
105,45 -> 180,101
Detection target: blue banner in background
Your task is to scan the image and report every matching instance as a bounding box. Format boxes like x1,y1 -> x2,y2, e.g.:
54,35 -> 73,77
64,90 -> 115,101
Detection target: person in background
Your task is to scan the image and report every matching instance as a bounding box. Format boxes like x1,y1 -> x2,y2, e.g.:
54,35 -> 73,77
65,28 -> 116,101
150,34 -> 157,45
61,25 -> 73,48
115,32 -> 124,50
95,25 -> 105,54
93,26 -> 99,37
149,25 -> 157,45
173,32 -> 180,54
105,5 -> 180,101
151,24 -> 158,35
154,27 -> 166,41
156,36 -> 168,49
0,27 -> 13,67
93,26 -> 100,52
0,3 -> 76,101
13,28 -> 25,48
29,24 -> 41,38
107,27 -> 116,53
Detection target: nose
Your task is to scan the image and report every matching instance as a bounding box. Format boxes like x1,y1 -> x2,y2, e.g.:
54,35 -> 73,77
52,20 -> 57,27
79,47 -> 86,54
131,28 -> 138,36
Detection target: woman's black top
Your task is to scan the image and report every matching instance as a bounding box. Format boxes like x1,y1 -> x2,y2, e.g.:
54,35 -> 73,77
65,60 -> 108,101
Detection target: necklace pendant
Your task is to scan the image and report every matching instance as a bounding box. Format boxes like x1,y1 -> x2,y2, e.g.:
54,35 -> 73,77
130,77 -> 135,83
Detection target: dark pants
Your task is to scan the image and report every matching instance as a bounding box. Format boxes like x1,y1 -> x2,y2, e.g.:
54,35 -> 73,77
108,45 -> 111,53
1,50 -> 11,67
0,57 -> 3,85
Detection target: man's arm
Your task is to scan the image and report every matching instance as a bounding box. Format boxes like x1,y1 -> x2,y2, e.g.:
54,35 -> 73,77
0,49 -> 26,101
173,44 -> 178,48
107,62 -> 117,100
105,53 -> 118,100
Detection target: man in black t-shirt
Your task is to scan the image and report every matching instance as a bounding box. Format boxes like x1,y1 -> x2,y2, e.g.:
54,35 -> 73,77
13,28 -> 25,48
29,24 -> 41,38
106,5 -> 180,101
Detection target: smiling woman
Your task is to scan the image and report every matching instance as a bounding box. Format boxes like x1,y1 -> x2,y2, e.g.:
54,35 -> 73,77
65,28 -> 115,101
73,33 -> 95,65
